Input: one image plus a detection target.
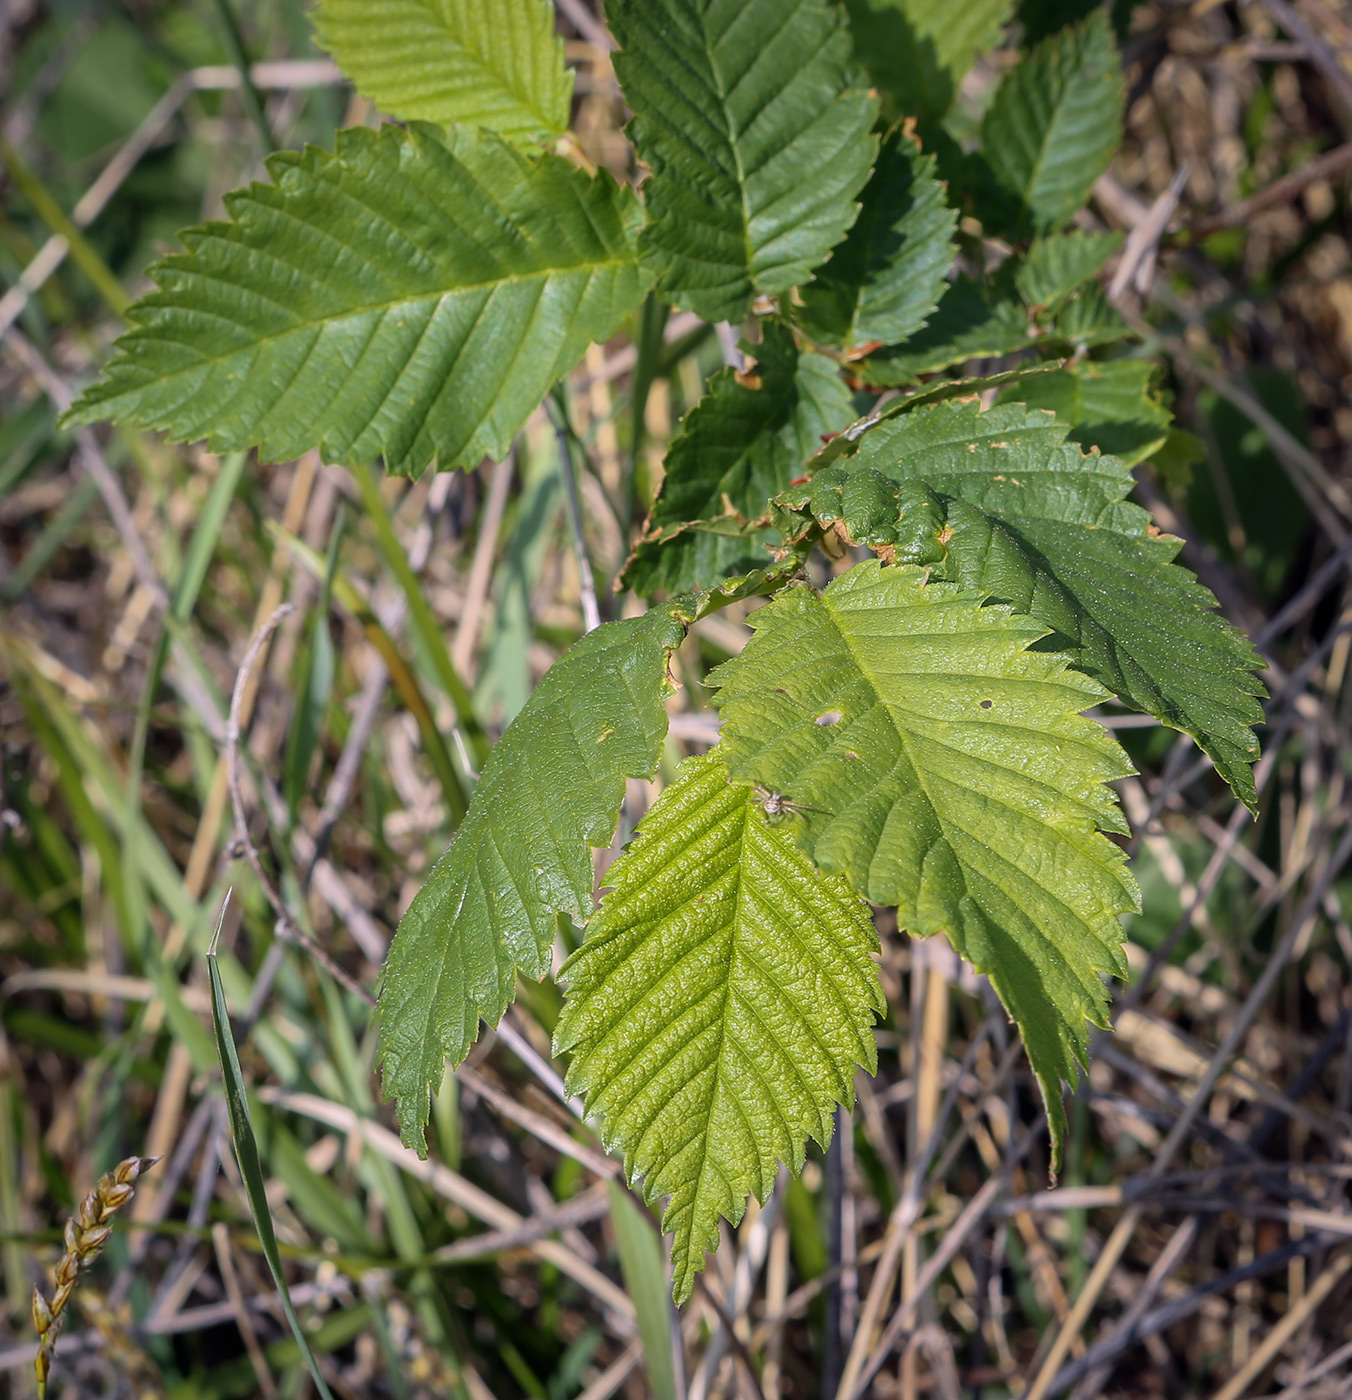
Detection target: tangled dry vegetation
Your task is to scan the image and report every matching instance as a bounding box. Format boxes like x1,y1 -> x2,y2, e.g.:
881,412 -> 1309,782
3,1 -> 1352,1397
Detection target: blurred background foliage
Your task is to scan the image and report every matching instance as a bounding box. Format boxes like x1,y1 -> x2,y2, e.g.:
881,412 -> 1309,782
4,1 -> 1352,1398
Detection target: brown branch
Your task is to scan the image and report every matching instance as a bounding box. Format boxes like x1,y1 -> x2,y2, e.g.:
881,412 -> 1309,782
1187,139 -> 1352,236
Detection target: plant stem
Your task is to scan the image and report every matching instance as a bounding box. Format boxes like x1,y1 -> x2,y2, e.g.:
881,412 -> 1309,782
209,0 -> 277,156
0,138 -> 129,317
549,390 -> 603,633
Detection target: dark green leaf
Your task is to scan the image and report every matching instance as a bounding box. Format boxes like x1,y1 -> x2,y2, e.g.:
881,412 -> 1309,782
1048,282 -> 1131,348
1016,228 -> 1123,312
379,605 -> 688,1153
976,10 -> 1124,237
606,0 -> 879,321
797,127 -> 958,350
794,398 -> 1267,808
1000,356 -> 1171,465
622,321 -> 852,595
66,125 -> 647,476
856,272 -> 1036,386
842,0 -> 1012,119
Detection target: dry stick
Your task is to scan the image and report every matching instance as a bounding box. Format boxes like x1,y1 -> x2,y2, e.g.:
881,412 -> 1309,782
549,399 -> 603,633
1257,0 -> 1352,125
1022,821 -> 1352,1400
430,1183 -> 612,1264
689,1186 -> 783,1400
1036,1196 -> 1352,1240
108,1098 -> 214,1307
834,1026 -> 1011,1400
1188,139 -> 1352,235
1065,1216 -> 1200,1400
904,955 -> 951,1400
752,1240 -> 894,1349
693,1271 -> 770,1400
259,1088 -> 636,1326
495,1015 -> 585,1118
3,330 -> 170,610
1108,164 -> 1189,301
455,1064 -> 618,1179
554,0 -> 615,50
225,603 -> 375,1007
576,310 -> 704,389
0,1277 -> 354,1373
1046,1232 -> 1339,1396
823,1114 -> 847,1400
763,1211 -> 791,1400
307,656 -> 389,873
1174,345 -> 1352,538
0,61 -> 344,340
715,321 -> 745,370
1120,292 -> 1352,540
576,1342 -> 643,1400
1112,630 -> 1336,1027
1272,1334 -> 1352,1398
211,1221 -> 277,1400
1060,801 -> 1344,1392
847,1125 -> 1046,1399
5,322 -> 262,1266
452,453 -> 515,683
0,76 -> 192,339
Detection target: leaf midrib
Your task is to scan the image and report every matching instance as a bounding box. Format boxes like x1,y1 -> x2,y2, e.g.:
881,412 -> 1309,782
675,783 -> 847,1289
329,0 -> 563,134
807,587 -> 1121,928
693,4 -> 757,288
116,254 -> 636,380
413,0 -> 558,131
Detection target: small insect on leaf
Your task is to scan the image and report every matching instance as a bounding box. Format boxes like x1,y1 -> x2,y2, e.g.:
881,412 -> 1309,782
753,784 -> 821,823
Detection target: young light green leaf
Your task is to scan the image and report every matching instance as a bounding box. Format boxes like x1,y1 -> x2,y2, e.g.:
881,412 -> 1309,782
796,398 -> 1266,808
709,563 -> 1138,1161
856,272 -> 1036,386
606,0 -> 879,321
842,0 -> 1012,119
313,0 -> 572,145
1016,228 -> 1123,312
977,10 -> 1124,237
622,320 -> 852,596
379,606 -> 687,1154
556,753 -> 882,1303
1001,357 -> 1171,465
208,920 -> 337,1400
65,124 -> 647,476
797,127 -> 958,350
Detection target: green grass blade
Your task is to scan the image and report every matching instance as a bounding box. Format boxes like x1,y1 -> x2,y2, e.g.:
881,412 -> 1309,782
0,475 -> 98,608
270,520 -> 469,825
207,903 -> 338,1400
285,506 -> 345,821
607,1182 -> 680,1400
350,460 -> 490,766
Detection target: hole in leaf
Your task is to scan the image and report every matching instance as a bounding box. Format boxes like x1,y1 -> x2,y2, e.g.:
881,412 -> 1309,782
979,699 -> 993,709
815,711 -> 843,726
